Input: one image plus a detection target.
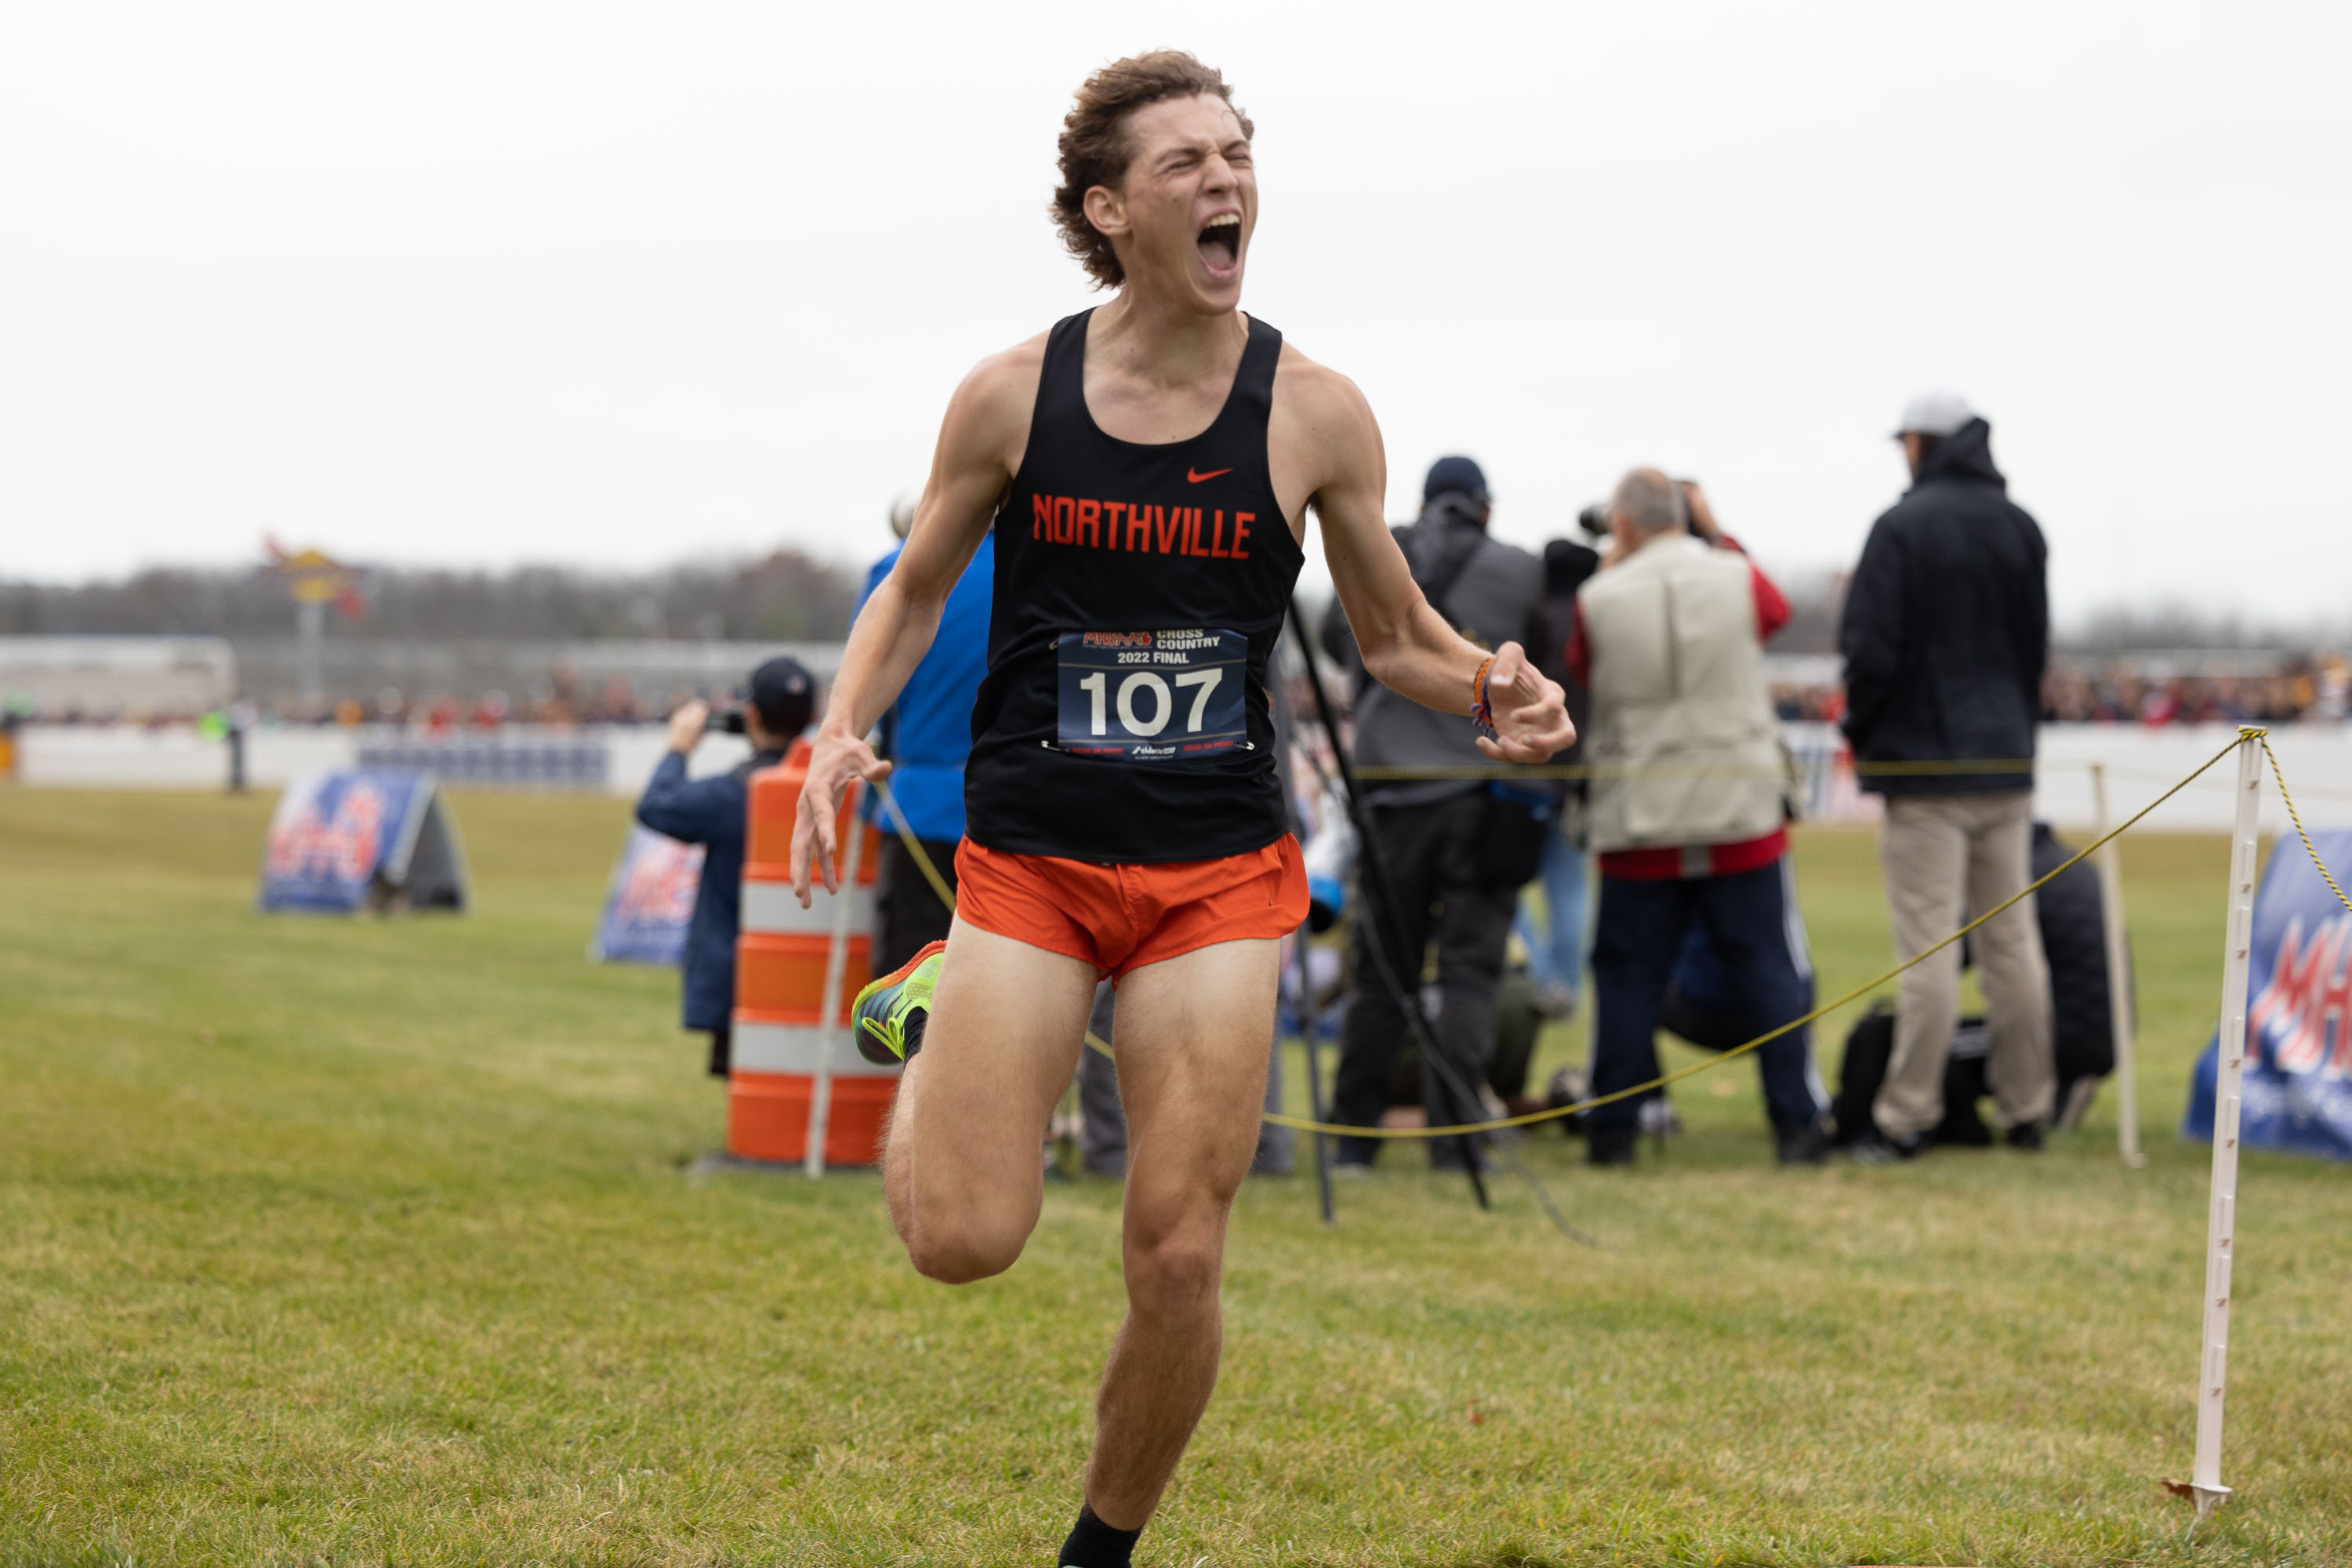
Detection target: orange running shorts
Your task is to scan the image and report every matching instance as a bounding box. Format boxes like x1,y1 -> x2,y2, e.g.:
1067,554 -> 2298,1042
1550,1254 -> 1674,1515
953,835 -> 1308,981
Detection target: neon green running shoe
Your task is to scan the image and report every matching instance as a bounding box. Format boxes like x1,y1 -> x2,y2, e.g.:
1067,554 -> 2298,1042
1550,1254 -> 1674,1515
852,939 -> 946,1065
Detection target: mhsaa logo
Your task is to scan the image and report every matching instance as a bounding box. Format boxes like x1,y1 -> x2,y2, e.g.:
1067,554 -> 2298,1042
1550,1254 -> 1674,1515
616,838 -> 702,924
2247,913 -> 2352,1076
267,781 -> 386,884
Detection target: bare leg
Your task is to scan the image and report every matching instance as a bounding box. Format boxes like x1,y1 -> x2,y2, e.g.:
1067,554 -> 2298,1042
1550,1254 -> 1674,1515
882,916 -> 1097,1283
1081,938 -> 1280,1530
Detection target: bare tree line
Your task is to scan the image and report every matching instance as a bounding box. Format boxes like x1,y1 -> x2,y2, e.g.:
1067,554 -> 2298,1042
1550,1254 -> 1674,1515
0,548 -> 861,644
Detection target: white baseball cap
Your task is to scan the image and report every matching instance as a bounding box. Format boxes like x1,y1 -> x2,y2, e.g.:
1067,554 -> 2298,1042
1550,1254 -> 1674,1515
1894,390 -> 1976,437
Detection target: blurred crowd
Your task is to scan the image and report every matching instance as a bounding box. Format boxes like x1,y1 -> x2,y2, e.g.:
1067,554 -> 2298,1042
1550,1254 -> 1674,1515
27,651 -> 2352,739
29,649 -> 2352,737
1771,681 -> 1846,723
19,671 -> 734,731
322,673 -> 686,731
2038,655 -> 2352,726
1754,654 -> 2352,729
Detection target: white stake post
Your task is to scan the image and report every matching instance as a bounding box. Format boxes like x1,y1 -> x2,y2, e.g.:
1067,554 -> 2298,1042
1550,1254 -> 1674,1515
2089,763 -> 2145,1168
804,781 -> 867,1179
2191,734 -> 2263,1518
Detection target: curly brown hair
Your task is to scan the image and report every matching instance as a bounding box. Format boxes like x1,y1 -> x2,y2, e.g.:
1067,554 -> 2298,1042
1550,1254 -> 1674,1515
1052,51 -> 1252,291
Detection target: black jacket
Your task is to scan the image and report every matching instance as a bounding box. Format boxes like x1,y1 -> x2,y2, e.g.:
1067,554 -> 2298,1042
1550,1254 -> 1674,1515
1838,419 -> 2046,796
1537,538 -> 1599,770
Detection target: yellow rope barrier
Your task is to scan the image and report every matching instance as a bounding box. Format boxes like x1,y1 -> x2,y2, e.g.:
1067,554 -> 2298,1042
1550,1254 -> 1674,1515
875,729 -> 2265,1136
1267,728 -> 2259,1139
2259,735 -> 2352,916
1350,756 -> 2039,782
1357,753 -> 2352,800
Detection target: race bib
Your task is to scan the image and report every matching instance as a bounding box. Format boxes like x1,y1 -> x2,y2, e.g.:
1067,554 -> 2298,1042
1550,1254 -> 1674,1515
1054,629 -> 1250,760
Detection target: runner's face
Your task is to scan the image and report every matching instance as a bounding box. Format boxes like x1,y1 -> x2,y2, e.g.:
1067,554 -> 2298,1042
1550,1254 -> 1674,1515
1096,95 -> 1254,312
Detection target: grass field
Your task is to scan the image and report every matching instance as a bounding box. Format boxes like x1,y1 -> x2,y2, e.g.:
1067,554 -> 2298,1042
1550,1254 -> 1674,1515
2,786 -> 2347,1567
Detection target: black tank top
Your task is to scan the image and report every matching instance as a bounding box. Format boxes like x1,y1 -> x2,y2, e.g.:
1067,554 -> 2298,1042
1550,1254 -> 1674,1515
964,309 -> 1304,864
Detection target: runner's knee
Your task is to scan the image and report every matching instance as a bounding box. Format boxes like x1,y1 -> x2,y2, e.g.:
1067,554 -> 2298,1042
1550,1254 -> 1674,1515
890,1174 -> 1037,1284
1123,1225 -> 1223,1312
906,1216 -> 1029,1284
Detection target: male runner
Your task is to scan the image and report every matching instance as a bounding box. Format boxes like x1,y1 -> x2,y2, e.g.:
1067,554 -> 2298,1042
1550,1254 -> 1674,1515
790,52 -> 1573,1566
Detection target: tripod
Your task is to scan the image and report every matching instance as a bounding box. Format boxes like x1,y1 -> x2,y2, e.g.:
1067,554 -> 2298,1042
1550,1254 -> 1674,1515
1285,600 -> 1589,1243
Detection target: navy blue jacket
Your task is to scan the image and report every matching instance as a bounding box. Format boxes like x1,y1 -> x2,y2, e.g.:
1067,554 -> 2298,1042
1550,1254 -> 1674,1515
635,746 -> 785,1031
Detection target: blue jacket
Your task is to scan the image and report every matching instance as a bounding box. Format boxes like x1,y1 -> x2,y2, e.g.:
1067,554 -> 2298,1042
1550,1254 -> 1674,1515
856,533 -> 993,842
635,746 -> 784,1031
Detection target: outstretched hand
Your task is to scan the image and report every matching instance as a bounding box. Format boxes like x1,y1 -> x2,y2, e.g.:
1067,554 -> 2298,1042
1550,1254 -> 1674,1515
1475,641 -> 1576,764
789,728 -> 895,907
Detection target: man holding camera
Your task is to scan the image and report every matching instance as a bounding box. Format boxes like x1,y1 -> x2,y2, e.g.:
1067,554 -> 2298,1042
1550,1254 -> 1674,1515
1574,470 -> 1829,1167
1325,456 -> 1552,1172
635,657 -> 815,1077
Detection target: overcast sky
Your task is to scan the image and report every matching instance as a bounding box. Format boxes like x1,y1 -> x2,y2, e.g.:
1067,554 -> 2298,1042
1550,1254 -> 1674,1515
2,1 -> 2346,626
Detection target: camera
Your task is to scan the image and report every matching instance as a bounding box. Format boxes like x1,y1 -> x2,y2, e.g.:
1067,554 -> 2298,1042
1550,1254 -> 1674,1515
1577,479 -> 1698,539
707,658 -> 815,743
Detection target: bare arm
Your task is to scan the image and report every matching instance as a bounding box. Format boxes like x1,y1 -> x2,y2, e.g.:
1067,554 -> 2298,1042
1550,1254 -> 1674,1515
1272,353 -> 1573,763
789,341 -> 1039,901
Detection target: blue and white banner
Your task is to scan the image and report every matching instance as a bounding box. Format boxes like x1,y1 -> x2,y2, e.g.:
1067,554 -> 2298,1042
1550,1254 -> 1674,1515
591,826 -> 705,964
2184,828 -> 2352,1161
259,770 -> 453,913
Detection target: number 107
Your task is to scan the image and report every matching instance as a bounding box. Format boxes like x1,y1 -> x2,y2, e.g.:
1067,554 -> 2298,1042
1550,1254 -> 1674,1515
1079,667 -> 1224,737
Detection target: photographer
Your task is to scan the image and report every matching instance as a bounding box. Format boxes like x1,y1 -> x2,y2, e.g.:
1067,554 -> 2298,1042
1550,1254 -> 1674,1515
635,657 -> 815,1077
1323,456 -> 1553,1173
1573,470 -> 1828,1167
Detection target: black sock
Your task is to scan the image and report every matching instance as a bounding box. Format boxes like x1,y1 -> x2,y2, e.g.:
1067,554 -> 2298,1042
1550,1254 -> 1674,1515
1058,1501 -> 1142,1568
902,1007 -> 927,1060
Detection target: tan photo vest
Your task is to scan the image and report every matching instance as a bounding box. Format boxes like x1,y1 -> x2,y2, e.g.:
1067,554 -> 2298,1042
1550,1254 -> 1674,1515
1578,533 -> 1788,854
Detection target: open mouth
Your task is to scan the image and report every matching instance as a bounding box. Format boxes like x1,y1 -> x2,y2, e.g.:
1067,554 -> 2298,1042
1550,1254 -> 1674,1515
1196,213 -> 1240,273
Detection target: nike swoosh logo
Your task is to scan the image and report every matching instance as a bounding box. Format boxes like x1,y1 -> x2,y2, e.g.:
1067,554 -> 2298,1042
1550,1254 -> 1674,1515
1186,467 -> 1232,484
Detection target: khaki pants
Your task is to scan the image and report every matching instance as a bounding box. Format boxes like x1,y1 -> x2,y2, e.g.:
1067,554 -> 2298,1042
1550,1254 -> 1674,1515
1874,790 -> 2054,1139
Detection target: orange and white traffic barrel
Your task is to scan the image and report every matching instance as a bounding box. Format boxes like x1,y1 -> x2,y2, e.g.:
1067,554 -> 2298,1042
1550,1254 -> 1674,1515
729,738 -> 896,1170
